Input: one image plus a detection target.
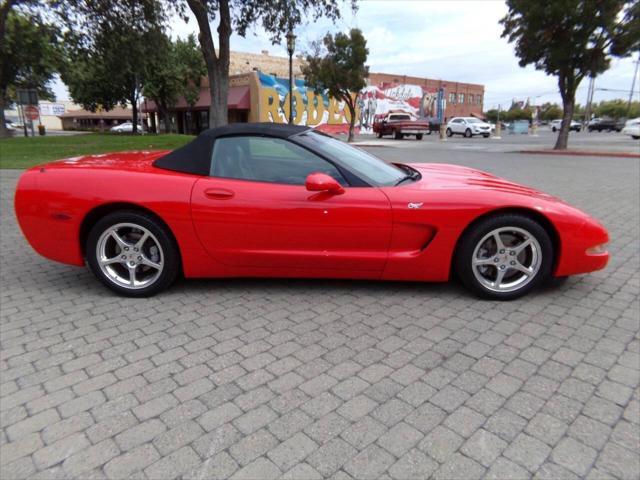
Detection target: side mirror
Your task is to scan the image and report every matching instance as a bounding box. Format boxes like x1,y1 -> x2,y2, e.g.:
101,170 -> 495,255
305,173 -> 344,194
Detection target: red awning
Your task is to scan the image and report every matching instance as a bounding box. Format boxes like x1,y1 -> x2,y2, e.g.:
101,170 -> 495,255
143,86 -> 250,112
228,86 -> 250,109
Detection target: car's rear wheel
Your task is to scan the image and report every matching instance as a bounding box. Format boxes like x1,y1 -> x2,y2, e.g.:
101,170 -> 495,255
394,130 -> 402,140
446,128 -> 453,137
416,134 -> 423,140
377,132 -> 383,138
455,214 -> 553,300
86,211 -> 179,297
464,128 -> 472,138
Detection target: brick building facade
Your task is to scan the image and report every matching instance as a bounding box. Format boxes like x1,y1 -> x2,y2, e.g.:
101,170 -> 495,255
144,50 -> 485,134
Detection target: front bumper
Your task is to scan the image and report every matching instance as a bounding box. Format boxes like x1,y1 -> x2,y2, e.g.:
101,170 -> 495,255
555,218 -> 610,276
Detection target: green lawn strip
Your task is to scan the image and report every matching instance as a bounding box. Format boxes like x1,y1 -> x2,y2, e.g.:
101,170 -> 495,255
0,133 -> 194,169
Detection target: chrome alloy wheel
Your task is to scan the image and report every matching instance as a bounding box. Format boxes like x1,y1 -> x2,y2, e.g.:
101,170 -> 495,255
96,223 -> 164,290
471,226 -> 542,293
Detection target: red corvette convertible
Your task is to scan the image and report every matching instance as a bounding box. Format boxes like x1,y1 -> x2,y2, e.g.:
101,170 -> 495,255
15,123 -> 609,300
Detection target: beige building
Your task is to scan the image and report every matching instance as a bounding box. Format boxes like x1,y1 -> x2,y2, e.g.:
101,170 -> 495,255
58,106 -> 137,131
5,100 -> 79,131
229,49 -> 304,77
144,49 -> 486,135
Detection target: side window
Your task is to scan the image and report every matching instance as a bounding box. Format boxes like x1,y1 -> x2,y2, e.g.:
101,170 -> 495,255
211,136 -> 347,186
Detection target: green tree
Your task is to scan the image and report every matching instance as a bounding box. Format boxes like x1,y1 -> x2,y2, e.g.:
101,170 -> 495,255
302,29 -> 369,142
538,102 -> 563,121
501,0 -> 640,149
173,0 -> 355,129
484,109 -> 500,123
60,0 -> 166,133
144,34 -> 206,133
0,3 -> 60,138
594,98 -> 640,118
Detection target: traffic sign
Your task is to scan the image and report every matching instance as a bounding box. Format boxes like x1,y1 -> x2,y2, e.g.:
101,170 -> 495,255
24,105 -> 39,121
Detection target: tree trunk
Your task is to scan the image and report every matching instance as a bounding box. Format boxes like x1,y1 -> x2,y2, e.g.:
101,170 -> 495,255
187,0 -> 231,129
0,90 -> 8,139
343,93 -> 357,143
554,73 -> 577,150
0,0 -> 11,139
131,94 -> 138,134
159,101 -> 171,134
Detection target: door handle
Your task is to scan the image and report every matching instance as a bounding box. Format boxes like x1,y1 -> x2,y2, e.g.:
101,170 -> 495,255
204,188 -> 234,200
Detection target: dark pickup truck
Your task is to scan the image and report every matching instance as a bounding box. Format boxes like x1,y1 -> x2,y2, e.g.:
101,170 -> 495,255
372,112 -> 431,140
588,118 -> 624,132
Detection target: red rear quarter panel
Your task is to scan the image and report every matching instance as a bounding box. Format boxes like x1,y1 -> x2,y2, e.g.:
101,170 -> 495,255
14,152 -> 213,277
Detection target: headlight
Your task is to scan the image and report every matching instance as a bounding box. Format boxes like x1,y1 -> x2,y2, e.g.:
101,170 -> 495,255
586,243 -> 608,254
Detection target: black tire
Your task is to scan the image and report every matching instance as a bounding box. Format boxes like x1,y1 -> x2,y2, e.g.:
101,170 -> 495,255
446,128 -> 453,137
483,134 -> 490,138
632,135 -> 640,140
464,128 -> 472,138
454,214 -> 553,300
546,275 -> 568,288
552,127 -> 557,132
394,130 -> 402,140
416,134 -> 423,140
376,132 -> 383,138
86,210 -> 180,297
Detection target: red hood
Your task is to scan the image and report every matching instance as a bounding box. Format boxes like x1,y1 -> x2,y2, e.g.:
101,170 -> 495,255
403,163 -> 560,200
38,150 -> 169,173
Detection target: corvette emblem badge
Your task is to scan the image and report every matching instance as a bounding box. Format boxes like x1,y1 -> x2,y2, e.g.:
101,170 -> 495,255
408,202 -> 423,209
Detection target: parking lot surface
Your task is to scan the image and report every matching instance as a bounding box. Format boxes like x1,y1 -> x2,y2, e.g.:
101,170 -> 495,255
1,142 -> 638,480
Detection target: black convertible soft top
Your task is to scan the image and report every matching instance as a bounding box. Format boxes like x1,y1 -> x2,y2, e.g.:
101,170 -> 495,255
153,123 -> 311,176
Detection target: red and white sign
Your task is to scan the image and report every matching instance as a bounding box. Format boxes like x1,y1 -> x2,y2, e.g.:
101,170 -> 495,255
24,105 -> 39,121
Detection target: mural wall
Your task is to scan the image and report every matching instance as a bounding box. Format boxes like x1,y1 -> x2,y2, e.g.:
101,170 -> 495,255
257,72 -> 444,134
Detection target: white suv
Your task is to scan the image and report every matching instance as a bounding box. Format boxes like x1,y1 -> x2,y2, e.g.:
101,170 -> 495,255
550,119 -> 581,132
446,117 -> 491,138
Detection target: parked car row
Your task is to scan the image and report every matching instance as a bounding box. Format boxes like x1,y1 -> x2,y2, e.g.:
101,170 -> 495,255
587,117 -> 625,132
369,113 -> 638,141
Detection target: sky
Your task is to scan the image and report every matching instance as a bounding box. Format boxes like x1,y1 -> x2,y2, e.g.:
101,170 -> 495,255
52,0 -> 639,109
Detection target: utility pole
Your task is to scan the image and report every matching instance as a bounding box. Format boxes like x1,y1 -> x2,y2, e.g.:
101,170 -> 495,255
626,52 -> 640,118
583,75 -> 596,128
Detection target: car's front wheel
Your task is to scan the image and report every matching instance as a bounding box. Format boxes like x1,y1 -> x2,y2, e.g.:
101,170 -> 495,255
416,134 -> 423,140
446,128 -> 453,137
455,214 -> 553,300
464,128 -> 472,138
86,211 -> 180,297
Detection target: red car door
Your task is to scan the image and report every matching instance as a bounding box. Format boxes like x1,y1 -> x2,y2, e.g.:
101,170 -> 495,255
190,135 -> 392,273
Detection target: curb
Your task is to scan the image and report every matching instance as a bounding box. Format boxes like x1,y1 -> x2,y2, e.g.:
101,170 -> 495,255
519,150 -> 640,159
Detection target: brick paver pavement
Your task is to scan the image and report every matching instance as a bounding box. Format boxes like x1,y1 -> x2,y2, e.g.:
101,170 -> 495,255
1,150 -> 638,480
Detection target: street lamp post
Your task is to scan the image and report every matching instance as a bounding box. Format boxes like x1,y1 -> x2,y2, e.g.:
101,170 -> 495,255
286,30 -> 296,124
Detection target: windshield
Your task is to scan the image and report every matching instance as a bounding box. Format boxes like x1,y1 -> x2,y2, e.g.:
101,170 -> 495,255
295,131 -> 406,186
